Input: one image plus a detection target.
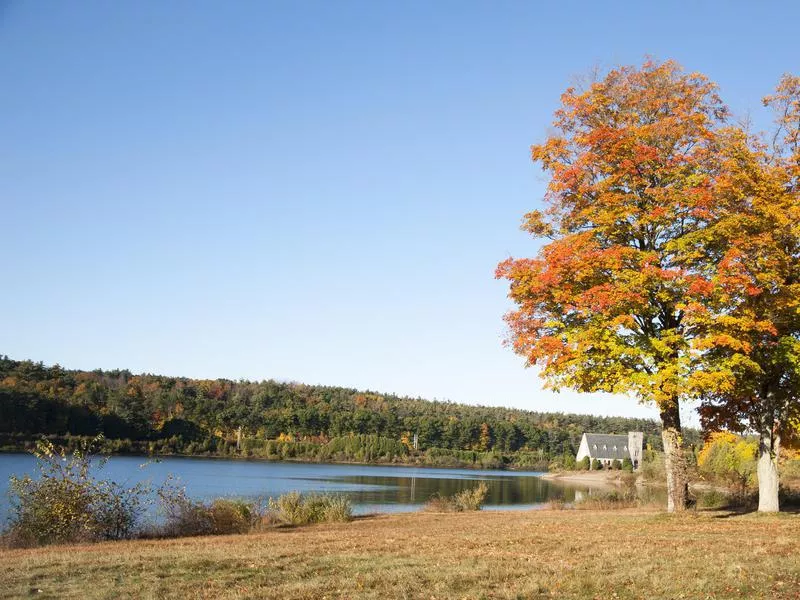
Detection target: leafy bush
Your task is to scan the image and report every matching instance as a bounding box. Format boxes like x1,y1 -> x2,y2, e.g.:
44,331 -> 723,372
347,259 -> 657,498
579,456 -> 590,470
611,459 -> 622,470
561,452 -> 576,470
621,457 -> 633,472
4,437 -> 150,547
320,495 -> 353,522
157,481 -> 259,536
548,451 -> 577,472
424,482 -> 489,512
208,499 -> 255,534
590,459 -> 600,471
697,432 -> 757,494
267,492 -> 352,525
454,482 -> 489,511
157,482 -> 214,537
267,491 -> 306,525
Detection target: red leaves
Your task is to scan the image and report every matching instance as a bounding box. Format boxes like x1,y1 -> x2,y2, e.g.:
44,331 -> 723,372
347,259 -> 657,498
687,277 -> 714,297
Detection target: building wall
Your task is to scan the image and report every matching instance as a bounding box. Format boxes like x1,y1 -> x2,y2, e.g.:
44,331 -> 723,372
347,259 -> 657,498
576,434 -> 590,462
628,431 -> 644,468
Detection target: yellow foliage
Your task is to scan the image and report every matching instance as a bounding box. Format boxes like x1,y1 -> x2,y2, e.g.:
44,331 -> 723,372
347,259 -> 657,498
698,431 -> 758,490
697,431 -> 739,467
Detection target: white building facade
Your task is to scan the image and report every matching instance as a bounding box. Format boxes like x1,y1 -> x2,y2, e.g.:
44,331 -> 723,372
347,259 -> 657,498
576,431 -> 644,469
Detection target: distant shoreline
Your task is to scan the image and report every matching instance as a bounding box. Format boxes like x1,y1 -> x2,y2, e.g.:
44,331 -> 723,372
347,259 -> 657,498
540,470 -> 631,486
0,448 -> 548,475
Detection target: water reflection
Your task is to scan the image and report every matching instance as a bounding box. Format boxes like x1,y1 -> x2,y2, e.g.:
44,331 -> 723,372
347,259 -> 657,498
0,454 -> 644,517
318,472 -> 586,510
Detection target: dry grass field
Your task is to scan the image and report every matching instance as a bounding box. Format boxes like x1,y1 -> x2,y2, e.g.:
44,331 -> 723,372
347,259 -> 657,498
2,508 -> 799,599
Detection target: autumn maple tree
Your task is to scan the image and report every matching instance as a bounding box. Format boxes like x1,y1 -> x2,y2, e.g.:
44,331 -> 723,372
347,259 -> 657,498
691,74 -> 800,511
497,60 -> 732,511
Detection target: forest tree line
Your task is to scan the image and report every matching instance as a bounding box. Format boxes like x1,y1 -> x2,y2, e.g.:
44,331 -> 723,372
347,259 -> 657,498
0,355 -> 687,468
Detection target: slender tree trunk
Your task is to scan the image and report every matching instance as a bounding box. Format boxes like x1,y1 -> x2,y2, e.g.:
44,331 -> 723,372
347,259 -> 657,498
660,401 -> 689,512
757,427 -> 780,512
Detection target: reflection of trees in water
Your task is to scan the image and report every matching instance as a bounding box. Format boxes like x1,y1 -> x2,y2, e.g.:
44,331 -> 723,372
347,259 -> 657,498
329,474 -> 600,506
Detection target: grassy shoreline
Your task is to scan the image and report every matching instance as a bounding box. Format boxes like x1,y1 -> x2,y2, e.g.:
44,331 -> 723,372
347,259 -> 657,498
2,508 -> 798,599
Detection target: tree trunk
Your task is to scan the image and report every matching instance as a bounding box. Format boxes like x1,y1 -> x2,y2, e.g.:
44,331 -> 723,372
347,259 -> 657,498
757,428 -> 780,512
660,402 -> 689,512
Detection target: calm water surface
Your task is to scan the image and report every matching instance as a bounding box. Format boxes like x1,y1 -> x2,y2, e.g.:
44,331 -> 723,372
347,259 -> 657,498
0,454 -> 604,521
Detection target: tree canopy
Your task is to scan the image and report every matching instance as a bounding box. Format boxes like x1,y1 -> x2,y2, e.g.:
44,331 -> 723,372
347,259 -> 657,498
498,61 -> 800,511
689,74 -> 800,511
497,60 -> 733,510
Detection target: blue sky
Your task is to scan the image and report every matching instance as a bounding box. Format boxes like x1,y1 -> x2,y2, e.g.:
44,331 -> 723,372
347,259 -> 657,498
1,1 -> 797,424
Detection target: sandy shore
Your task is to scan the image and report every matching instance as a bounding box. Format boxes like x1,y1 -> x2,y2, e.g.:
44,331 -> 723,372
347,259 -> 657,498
540,470 -> 631,486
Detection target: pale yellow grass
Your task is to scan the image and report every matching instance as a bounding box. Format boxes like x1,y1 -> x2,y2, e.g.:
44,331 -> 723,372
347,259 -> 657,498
1,509 -> 799,599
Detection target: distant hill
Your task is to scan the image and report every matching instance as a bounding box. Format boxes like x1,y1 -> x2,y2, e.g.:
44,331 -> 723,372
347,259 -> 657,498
0,355 -> 692,468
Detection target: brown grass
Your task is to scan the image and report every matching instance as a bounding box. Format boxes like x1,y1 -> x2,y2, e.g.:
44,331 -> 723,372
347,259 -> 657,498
1,509 -> 799,599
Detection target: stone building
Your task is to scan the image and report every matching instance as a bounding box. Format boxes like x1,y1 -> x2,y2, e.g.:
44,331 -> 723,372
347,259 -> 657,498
576,431 -> 644,469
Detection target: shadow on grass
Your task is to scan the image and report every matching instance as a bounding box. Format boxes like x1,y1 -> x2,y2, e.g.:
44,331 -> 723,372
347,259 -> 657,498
709,504 -> 800,518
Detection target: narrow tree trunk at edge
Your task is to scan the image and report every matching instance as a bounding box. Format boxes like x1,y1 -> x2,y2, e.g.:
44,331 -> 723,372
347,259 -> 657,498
757,429 -> 780,513
660,403 -> 689,512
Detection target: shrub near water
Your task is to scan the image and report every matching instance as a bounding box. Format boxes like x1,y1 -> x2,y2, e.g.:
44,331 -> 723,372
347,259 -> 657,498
267,492 -> 353,525
4,437 -> 150,547
424,482 -> 489,512
2,440 -> 358,548
209,499 -> 255,534
157,481 -> 259,537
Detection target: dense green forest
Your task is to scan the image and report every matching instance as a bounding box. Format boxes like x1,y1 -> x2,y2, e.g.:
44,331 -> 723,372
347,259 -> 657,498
0,355 -> 691,469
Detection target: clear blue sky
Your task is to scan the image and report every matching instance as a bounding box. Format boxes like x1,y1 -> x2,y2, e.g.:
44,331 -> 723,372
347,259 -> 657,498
2,1 -> 797,424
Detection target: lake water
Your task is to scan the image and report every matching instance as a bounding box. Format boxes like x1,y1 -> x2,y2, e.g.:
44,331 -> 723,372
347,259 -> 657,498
0,454 -> 603,521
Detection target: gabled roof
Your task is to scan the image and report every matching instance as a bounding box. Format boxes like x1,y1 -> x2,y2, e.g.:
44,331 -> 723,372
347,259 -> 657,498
584,433 -> 629,460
